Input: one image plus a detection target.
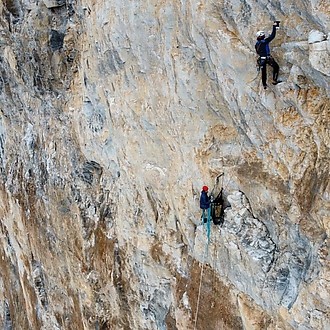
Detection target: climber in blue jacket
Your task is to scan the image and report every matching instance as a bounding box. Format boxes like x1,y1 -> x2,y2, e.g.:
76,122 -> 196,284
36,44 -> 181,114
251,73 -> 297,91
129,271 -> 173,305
200,186 -> 211,222
255,22 -> 281,89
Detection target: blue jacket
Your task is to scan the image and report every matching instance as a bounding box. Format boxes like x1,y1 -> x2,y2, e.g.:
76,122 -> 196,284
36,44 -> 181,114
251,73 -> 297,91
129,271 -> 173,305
200,191 -> 210,209
255,26 -> 277,57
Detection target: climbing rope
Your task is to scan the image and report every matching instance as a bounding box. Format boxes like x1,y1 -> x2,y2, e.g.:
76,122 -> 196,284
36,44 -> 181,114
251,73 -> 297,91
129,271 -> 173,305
247,64 -> 261,84
207,207 -> 211,245
201,207 -> 212,245
193,240 -> 208,330
195,184 -> 221,329
193,108 -> 254,328
193,41 -> 275,327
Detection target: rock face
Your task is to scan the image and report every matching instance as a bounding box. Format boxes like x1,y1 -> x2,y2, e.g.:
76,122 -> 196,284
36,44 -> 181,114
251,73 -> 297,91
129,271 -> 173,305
0,0 -> 329,329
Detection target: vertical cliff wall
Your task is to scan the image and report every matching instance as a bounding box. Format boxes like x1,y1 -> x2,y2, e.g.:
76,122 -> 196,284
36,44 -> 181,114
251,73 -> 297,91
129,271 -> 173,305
0,0 -> 329,329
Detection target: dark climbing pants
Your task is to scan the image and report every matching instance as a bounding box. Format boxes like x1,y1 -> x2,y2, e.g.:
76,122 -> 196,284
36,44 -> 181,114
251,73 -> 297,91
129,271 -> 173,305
260,57 -> 279,87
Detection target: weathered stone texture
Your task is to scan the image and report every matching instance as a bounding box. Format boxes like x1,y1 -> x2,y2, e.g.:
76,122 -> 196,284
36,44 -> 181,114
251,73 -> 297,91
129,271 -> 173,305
0,0 -> 329,329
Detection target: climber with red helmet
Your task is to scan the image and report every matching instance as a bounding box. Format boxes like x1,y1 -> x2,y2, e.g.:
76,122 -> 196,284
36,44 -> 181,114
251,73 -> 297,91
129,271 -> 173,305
200,185 -> 211,222
255,21 -> 281,89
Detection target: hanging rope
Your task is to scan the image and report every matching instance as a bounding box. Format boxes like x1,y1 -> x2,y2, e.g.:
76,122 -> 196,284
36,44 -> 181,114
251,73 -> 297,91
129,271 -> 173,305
207,207 -> 211,245
193,51 -> 266,329
193,241 -> 208,330
194,200 -> 215,329
201,206 -> 212,245
195,174 -> 225,328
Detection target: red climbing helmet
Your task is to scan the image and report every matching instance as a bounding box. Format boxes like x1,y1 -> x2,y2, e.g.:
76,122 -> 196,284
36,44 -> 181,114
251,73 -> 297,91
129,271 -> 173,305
202,186 -> 208,192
